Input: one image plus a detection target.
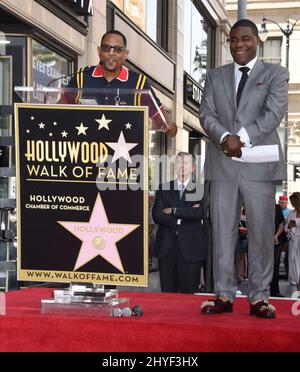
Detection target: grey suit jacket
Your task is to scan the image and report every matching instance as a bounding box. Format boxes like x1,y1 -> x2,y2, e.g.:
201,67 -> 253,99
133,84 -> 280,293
199,60 -> 289,181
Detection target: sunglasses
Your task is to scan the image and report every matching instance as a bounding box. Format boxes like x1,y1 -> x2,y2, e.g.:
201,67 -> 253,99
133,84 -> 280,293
100,44 -> 126,54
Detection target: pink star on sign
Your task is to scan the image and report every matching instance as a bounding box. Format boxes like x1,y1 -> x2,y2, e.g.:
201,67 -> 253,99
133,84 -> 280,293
58,193 -> 140,272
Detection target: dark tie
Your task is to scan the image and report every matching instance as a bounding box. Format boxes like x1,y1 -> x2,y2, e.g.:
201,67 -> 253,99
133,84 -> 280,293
236,67 -> 250,106
179,184 -> 185,199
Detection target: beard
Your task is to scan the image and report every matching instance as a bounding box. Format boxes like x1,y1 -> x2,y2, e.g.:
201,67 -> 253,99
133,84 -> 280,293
102,60 -> 118,72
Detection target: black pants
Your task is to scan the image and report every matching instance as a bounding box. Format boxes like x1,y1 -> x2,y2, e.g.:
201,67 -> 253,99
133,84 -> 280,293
270,244 -> 282,295
159,239 -> 202,294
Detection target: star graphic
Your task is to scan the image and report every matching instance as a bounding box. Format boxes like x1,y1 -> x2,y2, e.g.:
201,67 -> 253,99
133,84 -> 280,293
106,131 -> 138,164
39,122 -> 45,129
53,122 -> 58,126
125,122 -> 132,130
26,129 -> 30,134
31,116 -> 35,121
58,193 -> 139,272
49,133 -> 53,137
76,123 -> 88,135
61,131 -> 68,138
95,114 -> 112,131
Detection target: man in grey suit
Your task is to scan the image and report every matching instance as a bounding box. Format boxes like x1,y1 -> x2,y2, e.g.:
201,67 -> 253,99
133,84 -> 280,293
199,19 -> 289,318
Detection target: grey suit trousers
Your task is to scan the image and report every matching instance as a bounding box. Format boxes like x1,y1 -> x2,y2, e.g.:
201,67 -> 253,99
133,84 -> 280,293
210,175 -> 275,303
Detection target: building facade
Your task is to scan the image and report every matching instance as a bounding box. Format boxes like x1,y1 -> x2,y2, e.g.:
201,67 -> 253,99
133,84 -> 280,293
0,0 -> 229,290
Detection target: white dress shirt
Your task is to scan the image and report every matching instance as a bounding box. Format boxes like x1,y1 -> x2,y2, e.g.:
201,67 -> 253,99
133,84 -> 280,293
174,178 -> 190,225
220,56 -> 258,148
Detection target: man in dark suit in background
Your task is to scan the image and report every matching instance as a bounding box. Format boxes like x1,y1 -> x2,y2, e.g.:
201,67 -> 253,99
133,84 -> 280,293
152,152 -> 206,294
270,203 -> 286,297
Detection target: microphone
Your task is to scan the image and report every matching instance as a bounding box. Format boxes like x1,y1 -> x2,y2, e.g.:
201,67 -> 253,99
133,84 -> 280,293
112,307 -> 123,317
44,65 -> 96,104
132,304 -> 143,317
121,307 -> 132,317
112,305 -> 143,317
45,62 -> 120,105
46,65 -> 96,88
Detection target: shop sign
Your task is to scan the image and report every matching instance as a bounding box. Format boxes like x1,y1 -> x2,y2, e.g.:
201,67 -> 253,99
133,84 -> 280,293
66,0 -> 94,16
184,73 -> 202,110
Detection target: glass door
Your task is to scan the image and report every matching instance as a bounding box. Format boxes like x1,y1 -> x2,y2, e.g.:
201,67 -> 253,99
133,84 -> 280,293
0,54 -> 17,291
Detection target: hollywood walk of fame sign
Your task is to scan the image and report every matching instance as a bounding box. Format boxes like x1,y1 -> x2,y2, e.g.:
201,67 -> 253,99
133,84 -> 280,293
15,104 -> 149,286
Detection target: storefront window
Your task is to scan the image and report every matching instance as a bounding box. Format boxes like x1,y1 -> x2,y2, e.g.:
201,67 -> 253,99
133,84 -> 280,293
184,0 -> 208,87
0,35 -> 27,139
32,39 -> 72,95
0,56 -> 12,138
4,36 -> 27,88
112,0 -> 160,44
32,39 -> 73,103
259,38 -> 282,64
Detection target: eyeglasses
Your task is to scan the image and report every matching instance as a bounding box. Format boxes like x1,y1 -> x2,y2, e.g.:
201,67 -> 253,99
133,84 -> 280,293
100,44 -> 126,54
